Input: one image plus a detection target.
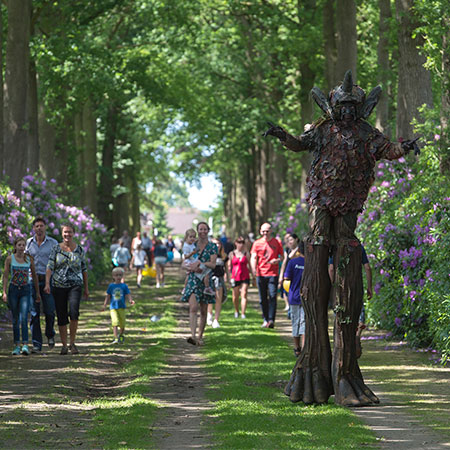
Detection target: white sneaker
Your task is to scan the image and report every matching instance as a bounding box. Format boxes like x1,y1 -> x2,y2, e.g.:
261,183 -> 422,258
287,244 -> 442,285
212,319 -> 220,328
241,314 -> 246,319
261,320 -> 268,327
156,282 -> 160,288
234,311 -> 239,319
207,313 -> 213,326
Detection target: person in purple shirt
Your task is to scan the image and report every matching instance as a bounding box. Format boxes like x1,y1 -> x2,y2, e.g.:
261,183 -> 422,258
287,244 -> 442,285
283,242 -> 305,357
26,217 -> 58,352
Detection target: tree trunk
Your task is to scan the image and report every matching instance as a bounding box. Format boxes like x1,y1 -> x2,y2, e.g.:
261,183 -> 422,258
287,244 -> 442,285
335,0 -> 357,82
440,16 -> 450,174
38,96 -> 57,181
246,152 -> 256,234
98,104 -> 119,228
375,0 -> 392,135
74,110 -> 85,206
0,4 -> 4,180
129,170 -> 140,234
4,0 -> 31,196
268,146 -> 284,218
55,116 -> 71,199
255,142 -> 268,225
395,0 -> 433,139
323,0 -> 337,90
27,56 -> 39,173
82,100 -> 98,214
113,169 -> 130,234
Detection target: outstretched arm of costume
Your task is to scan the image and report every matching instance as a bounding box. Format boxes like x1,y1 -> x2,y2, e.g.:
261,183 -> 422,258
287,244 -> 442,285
383,142 -> 404,160
281,132 -> 311,153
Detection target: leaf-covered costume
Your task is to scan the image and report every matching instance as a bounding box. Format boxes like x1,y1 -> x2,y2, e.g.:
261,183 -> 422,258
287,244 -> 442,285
271,71 -> 405,407
283,118 -> 401,217
181,241 -> 218,304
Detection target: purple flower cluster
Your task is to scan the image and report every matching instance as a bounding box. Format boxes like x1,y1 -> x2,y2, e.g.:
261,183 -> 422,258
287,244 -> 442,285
358,155 -> 450,360
399,246 -> 423,269
1,176 -> 109,282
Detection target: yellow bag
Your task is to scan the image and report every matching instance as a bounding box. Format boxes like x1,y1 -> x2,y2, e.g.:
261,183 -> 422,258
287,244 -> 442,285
283,280 -> 291,293
143,265 -> 156,277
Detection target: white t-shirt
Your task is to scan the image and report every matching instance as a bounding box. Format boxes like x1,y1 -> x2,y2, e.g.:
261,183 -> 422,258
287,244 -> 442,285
182,242 -> 197,261
133,249 -> 146,266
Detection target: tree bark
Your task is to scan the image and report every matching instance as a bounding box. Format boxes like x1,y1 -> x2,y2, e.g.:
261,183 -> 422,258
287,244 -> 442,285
98,104 -> 119,228
82,100 -> 98,214
113,169 -> 130,234
395,0 -> 433,139
27,58 -> 40,173
129,170 -> 140,234
375,0 -> 392,135
74,110 -> 85,206
0,4 -> 4,180
255,142 -> 268,225
4,0 -> 31,196
323,0 -> 337,90
38,96 -> 57,181
335,0 -> 357,82
55,116 -> 71,199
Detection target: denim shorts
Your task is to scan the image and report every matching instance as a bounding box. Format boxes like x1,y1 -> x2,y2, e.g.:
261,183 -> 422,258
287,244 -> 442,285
291,304 -> 305,337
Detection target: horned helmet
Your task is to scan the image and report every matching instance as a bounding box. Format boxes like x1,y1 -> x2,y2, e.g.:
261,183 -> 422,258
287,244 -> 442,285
311,70 -> 381,121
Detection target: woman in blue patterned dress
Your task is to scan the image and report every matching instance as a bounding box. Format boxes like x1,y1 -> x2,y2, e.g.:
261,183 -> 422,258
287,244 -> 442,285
181,222 -> 217,346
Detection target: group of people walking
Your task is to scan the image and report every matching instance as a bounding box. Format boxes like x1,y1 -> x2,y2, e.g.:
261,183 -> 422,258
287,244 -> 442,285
2,217 -> 347,360
178,220 -> 307,353
2,217 -> 88,355
110,231 -> 174,289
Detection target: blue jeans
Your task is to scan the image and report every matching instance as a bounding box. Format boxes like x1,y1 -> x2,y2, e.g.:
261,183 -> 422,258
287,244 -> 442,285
30,281 -> 56,350
8,284 -> 31,344
256,276 -> 278,322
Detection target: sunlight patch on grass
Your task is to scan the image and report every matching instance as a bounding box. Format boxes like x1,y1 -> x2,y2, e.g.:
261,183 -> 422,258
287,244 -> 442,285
202,303 -> 377,449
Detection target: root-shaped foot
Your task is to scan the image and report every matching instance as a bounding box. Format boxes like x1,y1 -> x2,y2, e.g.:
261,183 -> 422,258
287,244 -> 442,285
334,374 -> 379,407
285,366 -> 332,405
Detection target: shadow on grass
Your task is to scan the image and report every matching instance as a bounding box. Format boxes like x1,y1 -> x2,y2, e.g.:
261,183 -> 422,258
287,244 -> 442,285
0,269 -> 181,449
201,304 -> 378,449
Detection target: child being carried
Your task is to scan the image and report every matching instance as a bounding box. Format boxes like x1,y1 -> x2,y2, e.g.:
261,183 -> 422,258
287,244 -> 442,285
182,228 -> 215,296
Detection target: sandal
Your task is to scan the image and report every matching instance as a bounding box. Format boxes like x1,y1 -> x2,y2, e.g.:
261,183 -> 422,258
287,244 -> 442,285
294,347 -> 301,357
187,337 -> 197,346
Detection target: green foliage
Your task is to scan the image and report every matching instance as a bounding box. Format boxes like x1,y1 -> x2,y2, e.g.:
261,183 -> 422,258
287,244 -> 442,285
358,130 -> 450,362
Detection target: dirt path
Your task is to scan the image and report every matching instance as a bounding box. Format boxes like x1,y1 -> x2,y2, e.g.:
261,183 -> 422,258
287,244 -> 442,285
0,307 -> 131,448
148,300 -> 214,449
266,291 -> 450,449
0,266 -> 214,449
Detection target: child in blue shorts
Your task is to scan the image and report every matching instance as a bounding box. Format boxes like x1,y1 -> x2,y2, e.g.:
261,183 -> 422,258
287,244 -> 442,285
283,242 -> 305,358
103,267 -> 135,344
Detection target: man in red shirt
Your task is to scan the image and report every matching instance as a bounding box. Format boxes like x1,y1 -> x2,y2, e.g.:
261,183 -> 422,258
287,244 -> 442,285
251,223 -> 284,328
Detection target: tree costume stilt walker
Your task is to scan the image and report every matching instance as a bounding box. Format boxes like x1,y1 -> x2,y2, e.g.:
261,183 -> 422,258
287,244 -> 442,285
264,70 -> 419,407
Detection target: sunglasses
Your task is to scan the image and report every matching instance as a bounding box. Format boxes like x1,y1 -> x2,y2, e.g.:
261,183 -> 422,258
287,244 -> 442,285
261,230 -> 271,233
236,241 -> 245,244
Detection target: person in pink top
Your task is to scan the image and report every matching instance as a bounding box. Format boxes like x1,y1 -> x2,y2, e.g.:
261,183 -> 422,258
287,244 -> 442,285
228,236 -> 253,319
250,223 -> 284,328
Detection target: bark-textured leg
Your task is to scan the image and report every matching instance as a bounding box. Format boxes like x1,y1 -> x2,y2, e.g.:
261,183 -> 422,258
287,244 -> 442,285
331,214 -> 379,406
285,208 -> 333,404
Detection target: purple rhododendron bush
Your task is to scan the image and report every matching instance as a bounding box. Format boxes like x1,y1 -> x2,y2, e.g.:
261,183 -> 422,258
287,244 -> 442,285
1,175 -> 111,302
271,147 -> 450,364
